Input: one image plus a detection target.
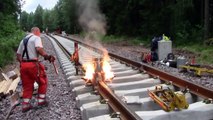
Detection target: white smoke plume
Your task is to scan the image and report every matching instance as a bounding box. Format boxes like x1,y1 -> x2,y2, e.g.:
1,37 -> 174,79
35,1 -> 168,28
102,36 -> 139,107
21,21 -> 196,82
76,0 -> 106,38
76,0 -> 109,62
76,0 -> 113,77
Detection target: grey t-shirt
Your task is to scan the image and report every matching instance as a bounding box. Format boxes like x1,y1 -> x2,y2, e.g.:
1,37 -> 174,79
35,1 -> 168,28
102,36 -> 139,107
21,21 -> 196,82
17,33 -> 43,60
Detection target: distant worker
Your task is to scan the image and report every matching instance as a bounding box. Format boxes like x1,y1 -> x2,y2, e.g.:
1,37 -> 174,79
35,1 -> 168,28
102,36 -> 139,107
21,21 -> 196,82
16,27 -> 55,112
45,27 -> 48,35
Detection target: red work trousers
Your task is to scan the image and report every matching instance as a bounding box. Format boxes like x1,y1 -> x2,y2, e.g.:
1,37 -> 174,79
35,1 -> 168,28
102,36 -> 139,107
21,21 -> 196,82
20,62 -> 48,99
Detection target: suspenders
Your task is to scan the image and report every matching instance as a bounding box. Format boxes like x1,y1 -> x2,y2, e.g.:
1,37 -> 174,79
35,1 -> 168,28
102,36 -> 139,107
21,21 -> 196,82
22,35 -> 33,60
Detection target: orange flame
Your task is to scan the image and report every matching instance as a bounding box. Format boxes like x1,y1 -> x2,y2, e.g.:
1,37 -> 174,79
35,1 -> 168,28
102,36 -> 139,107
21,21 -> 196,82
83,63 -> 95,80
102,60 -> 114,81
82,49 -> 114,82
102,49 -> 114,81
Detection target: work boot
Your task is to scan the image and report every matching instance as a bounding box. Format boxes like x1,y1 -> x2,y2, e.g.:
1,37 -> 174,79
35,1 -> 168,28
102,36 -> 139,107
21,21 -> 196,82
22,102 -> 33,113
37,97 -> 49,108
38,100 -> 49,107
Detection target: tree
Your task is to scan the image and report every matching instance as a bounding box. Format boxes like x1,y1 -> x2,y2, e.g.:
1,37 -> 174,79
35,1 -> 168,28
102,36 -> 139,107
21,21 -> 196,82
27,12 -> 34,31
20,11 -> 29,31
0,0 -> 24,67
204,0 -> 209,39
0,0 -> 22,36
51,0 -> 65,32
17,0 -> 213,43
33,5 -> 44,31
42,9 -> 51,31
61,0 -> 78,33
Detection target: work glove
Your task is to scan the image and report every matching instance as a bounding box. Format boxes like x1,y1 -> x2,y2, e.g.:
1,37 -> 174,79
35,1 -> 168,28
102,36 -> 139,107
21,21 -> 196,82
44,55 -> 55,63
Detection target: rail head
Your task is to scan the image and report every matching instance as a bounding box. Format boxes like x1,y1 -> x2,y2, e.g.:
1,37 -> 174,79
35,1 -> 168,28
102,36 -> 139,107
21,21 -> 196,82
53,34 -> 213,102
49,34 -> 213,120
47,35 -> 72,57
109,52 -> 213,99
98,80 -> 142,120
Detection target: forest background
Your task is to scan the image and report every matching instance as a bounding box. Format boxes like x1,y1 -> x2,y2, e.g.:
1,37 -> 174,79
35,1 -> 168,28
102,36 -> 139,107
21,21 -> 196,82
0,0 -> 213,67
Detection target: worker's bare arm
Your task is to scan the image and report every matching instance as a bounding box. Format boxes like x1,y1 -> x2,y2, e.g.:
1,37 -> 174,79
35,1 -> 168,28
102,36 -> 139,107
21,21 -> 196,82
36,47 -> 55,62
16,53 -> 22,63
36,47 -> 47,57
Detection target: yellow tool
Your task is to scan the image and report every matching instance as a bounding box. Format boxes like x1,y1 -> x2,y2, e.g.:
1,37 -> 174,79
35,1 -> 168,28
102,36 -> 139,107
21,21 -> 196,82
180,65 -> 213,76
148,85 -> 189,111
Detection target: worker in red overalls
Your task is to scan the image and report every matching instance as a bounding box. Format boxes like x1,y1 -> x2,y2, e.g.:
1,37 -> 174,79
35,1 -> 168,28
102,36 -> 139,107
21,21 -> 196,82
16,27 -> 55,112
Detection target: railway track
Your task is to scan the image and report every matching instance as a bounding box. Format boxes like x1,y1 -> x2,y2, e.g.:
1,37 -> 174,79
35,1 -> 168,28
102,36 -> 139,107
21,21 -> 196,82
46,35 -> 213,120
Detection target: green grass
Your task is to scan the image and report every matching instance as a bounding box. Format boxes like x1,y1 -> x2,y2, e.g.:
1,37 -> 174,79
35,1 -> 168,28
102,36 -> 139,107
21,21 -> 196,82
102,35 -> 150,46
177,45 -> 213,64
102,35 -> 124,43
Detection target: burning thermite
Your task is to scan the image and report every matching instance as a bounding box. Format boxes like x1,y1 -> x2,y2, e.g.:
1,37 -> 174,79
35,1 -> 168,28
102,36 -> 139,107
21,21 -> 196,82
82,57 -> 114,86
70,42 -> 114,86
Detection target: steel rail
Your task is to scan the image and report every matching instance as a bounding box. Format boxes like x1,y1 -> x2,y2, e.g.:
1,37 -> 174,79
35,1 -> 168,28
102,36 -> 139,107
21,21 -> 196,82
109,52 -> 213,99
49,35 -> 142,120
60,35 -> 213,99
47,35 -> 72,57
98,80 -> 142,120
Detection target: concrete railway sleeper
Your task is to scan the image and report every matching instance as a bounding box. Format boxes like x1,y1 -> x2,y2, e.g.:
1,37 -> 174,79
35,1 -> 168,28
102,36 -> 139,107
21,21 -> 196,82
46,35 -> 213,120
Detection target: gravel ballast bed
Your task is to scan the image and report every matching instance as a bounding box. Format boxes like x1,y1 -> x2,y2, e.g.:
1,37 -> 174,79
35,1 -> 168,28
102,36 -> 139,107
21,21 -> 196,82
0,35 -> 81,120
71,35 -> 213,89
0,34 -> 212,119
104,44 -> 213,90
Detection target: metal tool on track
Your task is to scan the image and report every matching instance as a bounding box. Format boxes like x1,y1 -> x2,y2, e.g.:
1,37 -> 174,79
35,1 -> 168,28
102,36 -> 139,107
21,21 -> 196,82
70,42 -> 82,75
148,85 -> 189,111
52,62 -> 58,75
180,64 -> 213,76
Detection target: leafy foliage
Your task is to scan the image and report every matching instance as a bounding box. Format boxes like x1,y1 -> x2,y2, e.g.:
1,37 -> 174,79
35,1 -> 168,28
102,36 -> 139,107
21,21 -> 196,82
0,30 -> 25,67
19,0 -> 212,43
0,0 -> 24,67
33,5 -> 44,31
0,0 -> 21,37
2,0 -> 210,65
99,0 -> 209,45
